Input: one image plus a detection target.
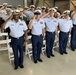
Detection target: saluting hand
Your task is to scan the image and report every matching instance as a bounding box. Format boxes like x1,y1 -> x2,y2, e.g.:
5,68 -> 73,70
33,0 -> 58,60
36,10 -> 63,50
0,13 -> 2,17
61,14 -> 66,17
0,6 -> 4,10
8,15 -> 13,21
33,15 -> 36,19
27,8 -> 31,11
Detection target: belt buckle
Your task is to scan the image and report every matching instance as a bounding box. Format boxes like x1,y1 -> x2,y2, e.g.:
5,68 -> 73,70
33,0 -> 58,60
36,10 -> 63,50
39,34 -> 41,36
39,35 -> 41,36
17,37 -> 19,39
37,34 -> 40,36
38,35 -> 40,36
52,32 -> 54,34
66,32 -> 67,33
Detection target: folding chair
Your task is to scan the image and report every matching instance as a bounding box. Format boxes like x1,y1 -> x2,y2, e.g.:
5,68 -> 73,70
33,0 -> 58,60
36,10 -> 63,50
42,40 -> 46,54
25,36 -> 32,59
0,33 -> 14,64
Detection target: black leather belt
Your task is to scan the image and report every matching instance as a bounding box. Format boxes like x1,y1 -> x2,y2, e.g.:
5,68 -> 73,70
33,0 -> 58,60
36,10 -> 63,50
46,31 -> 55,34
32,34 -> 42,36
60,31 -> 69,34
10,35 -> 24,39
73,24 -> 76,26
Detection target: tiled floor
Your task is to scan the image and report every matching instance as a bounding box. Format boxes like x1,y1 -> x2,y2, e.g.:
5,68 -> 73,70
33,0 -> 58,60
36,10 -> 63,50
0,48 -> 76,75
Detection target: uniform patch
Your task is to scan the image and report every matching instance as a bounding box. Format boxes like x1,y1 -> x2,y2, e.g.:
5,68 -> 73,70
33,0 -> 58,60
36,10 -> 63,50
40,21 -> 43,24
48,20 -> 50,22
54,20 -> 57,22
19,23 -> 23,26
11,24 -> 14,26
34,23 -> 36,24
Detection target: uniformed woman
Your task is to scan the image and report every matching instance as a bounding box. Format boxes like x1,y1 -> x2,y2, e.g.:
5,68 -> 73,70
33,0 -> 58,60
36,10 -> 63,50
28,10 -> 45,63
58,10 -> 73,55
44,8 -> 58,58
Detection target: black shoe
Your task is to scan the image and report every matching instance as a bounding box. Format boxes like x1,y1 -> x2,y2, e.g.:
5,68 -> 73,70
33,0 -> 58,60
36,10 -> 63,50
71,48 -> 75,51
14,66 -> 18,70
47,55 -> 50,58
64,52 -> 68,54
50,54 -> 55,57
34,60 -> 38,64
38,59 -> 43,62
60,52 -> 63,55
20,65 -> 24,69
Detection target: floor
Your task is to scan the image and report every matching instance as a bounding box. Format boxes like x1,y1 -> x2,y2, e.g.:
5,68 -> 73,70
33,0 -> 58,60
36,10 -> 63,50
0,48 -> 76,75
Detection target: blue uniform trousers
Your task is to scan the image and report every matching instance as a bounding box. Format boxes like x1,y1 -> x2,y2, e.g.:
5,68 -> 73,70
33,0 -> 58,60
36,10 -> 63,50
11,36 -> 24,67
31,35 -> 43,61
46,31 -> 55,56
59,31 -> 69,53
71,25 -> 76,49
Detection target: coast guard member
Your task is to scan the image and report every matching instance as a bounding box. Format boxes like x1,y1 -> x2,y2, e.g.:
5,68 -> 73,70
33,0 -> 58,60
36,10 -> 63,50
41,6 -> 46,16
28,10 -> 45,63
0,3 -> 8,14
1,8 -> 12,21
44,8 -> 58,58
71,11 -> 76,51
1,8 -> 12,34
25,5 -> 35,25
1,10 -> 28,70
58,10 -> 73,55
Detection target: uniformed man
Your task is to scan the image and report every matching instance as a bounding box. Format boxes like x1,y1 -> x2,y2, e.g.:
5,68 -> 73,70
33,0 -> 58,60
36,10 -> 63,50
0,3 -> 8,14
8,5 -> 12,9
53,7 -> 61,19
17,5 -> 23,13
58,10 -> 73,55
54,6 -> 58,10
1,8 -> 12,21
18,5 -> 21,9
25,5 -> 35,25
70,11 -> 76,51
45,7 -> 50,13
44,8 -> 58,58
54,12 -> 60,19
36,7 -> 41,10
1,10 -> 28,70
19,10 -> 27,23
41,6 -> 46,17
1,8 -> 12,34
28,10 -> 45,63
24,6 -> 29,10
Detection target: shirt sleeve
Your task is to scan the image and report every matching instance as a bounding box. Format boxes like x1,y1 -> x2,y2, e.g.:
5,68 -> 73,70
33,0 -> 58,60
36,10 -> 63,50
23,22 -> 28,31
25,11 -> 28,15
25,11 -> 29,16
70,20 -> 73,28
41,19 -> 45,28
43,18 -> 46,24
4,21 -> 10,29
58,19 -> 61,26
55,19 -> 59,26
1,14 -> 5,20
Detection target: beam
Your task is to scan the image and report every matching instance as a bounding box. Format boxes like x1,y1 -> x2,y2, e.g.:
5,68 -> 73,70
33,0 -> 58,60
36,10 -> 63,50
24,0 -> 27,7
35,0 -> 39,8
